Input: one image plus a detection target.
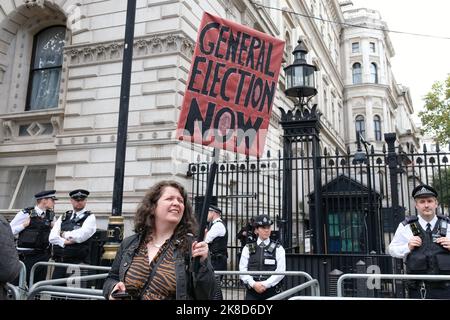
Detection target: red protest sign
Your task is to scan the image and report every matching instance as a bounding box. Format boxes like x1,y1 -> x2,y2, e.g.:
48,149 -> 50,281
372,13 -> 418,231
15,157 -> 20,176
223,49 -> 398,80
176,12 -> 284,157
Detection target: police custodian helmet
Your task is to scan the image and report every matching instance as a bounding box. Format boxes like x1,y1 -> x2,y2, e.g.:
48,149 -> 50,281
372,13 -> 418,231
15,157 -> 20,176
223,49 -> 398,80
254,214 -> 273,227
411,184 -> 438,199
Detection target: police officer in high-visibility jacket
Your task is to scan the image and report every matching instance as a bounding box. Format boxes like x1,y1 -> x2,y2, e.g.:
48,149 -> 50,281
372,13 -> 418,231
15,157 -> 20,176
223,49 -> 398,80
239,214 -> 285,300
389,184 -> 450,299
49,189 -> 96,283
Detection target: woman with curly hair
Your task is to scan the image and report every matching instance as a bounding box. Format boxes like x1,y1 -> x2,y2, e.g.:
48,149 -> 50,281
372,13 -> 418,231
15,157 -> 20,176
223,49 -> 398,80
103,180 -> 216,300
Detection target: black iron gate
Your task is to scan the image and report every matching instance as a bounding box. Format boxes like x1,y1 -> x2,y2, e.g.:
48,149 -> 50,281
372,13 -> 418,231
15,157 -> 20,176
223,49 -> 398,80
187,130 -> 450,295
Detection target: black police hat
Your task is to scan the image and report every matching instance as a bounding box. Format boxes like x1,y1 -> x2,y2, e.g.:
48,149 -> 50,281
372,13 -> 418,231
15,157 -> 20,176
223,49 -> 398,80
34,189 -> 58,200
209,204 -> 222,215
254,214 -> 273,227
411,184 -> 438,199
69,189 -> 90,200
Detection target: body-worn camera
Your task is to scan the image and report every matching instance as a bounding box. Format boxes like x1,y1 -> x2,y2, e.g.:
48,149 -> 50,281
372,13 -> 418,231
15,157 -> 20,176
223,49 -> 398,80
29,210 -> 38,218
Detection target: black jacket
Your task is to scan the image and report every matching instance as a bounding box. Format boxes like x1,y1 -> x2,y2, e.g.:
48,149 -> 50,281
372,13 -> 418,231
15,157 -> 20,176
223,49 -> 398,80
103,233 -> 216,300
0,215 -> 21,300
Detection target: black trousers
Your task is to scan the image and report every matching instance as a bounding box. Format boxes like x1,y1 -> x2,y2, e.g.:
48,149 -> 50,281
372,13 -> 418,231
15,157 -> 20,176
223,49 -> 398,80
17,250 -> 50,287
211,255 -> 227,271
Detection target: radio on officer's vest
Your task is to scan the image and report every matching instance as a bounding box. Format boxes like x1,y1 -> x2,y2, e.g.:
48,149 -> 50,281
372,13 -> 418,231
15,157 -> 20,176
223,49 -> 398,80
410,222 -> 420,236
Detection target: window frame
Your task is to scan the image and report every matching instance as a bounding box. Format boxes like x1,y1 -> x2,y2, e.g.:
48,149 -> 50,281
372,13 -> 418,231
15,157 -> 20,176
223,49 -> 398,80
374,115 -> 382,141
25,25 -> 66,111
0,165 -> 52,210
355,115 -> 366,138
352,63 -> 362,84
370,63 -> 378,84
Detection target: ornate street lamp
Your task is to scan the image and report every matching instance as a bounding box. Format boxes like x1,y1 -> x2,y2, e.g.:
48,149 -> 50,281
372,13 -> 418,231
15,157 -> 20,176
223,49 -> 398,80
279,39 -> 324,253
284,40 -> 318,108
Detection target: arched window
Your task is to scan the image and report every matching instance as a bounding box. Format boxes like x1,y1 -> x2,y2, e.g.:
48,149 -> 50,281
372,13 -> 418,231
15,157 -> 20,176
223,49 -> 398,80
355,115 -> 365,138
370,63 -> 378,83
26,26 -> 66,111
352,63 -> 362,84
374,115 -> 382,141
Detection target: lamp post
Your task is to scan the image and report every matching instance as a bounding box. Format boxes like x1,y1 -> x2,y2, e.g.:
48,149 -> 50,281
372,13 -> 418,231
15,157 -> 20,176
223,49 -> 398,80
354,133 -> 377,253
102,0 -> 136,264
280,40 -> 324,253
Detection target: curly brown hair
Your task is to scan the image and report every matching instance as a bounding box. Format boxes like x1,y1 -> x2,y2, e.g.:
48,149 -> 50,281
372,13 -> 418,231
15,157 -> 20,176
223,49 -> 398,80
134,180 -> 198,252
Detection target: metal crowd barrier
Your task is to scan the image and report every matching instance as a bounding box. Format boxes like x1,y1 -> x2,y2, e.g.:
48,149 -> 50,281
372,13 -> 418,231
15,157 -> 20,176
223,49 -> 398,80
29,261 -> 111,287
19,261 -> 317,300
214,270 -> 318,300
337,273 -> 450,297
6,260 -> 27,300
268,279 -> 320,299
6,283 -> 20,300
27,284 -> 106,300
27,273 -> 109,300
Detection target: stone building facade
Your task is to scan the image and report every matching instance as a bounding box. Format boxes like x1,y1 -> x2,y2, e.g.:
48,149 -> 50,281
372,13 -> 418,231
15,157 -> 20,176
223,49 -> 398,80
0,0 -> 420,236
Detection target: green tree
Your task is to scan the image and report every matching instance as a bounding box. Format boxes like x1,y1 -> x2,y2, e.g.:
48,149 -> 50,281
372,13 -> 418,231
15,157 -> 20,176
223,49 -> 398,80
432,168 -> 450,209
419,74 -> 450,145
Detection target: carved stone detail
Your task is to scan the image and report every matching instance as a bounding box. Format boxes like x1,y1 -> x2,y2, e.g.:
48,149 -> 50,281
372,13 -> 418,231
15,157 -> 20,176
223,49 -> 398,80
64,33 -> 195,66
24,0 -> 45,8
3,120 -> 15,140
50,115 -> 62,136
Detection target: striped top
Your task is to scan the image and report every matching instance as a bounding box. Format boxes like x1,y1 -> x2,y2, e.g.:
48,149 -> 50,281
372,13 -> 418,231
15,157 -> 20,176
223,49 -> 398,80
124,240 -> 177,300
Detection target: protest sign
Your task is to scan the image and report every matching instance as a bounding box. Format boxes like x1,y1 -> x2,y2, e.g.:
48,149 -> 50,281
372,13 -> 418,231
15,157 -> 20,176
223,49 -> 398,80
177,12 -> 284,157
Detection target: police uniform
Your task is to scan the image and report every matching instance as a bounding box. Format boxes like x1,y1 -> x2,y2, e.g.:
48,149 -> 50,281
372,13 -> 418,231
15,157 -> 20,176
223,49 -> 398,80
9,189 -> 57,284
205,204 -> 228,272
239,214 -> 286,300
49,189 -> 96,283
388,184 -> 450,299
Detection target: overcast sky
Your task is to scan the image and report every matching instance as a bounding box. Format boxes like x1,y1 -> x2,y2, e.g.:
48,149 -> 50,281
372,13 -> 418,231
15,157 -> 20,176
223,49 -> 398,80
348,0 -> 450,123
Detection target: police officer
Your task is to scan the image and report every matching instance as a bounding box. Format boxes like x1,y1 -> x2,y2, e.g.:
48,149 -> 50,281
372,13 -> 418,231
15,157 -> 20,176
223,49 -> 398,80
389,184 -> 450,299
239,214 -> 285,300
10,189 -> 57,285
205,204 -> 228,273
49,189 -> 96,283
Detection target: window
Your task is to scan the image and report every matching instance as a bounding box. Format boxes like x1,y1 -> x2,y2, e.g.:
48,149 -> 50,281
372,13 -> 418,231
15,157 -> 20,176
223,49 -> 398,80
374,115 -> 382,141
352,42 -> 359,53
328,211 -> 365,253
370,42 -> 376,53
26,26 -> 66,111
352,63 -> 362,84
355,115 -> 365,138
0,166 -> 51,209
370,63 -> 378,83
